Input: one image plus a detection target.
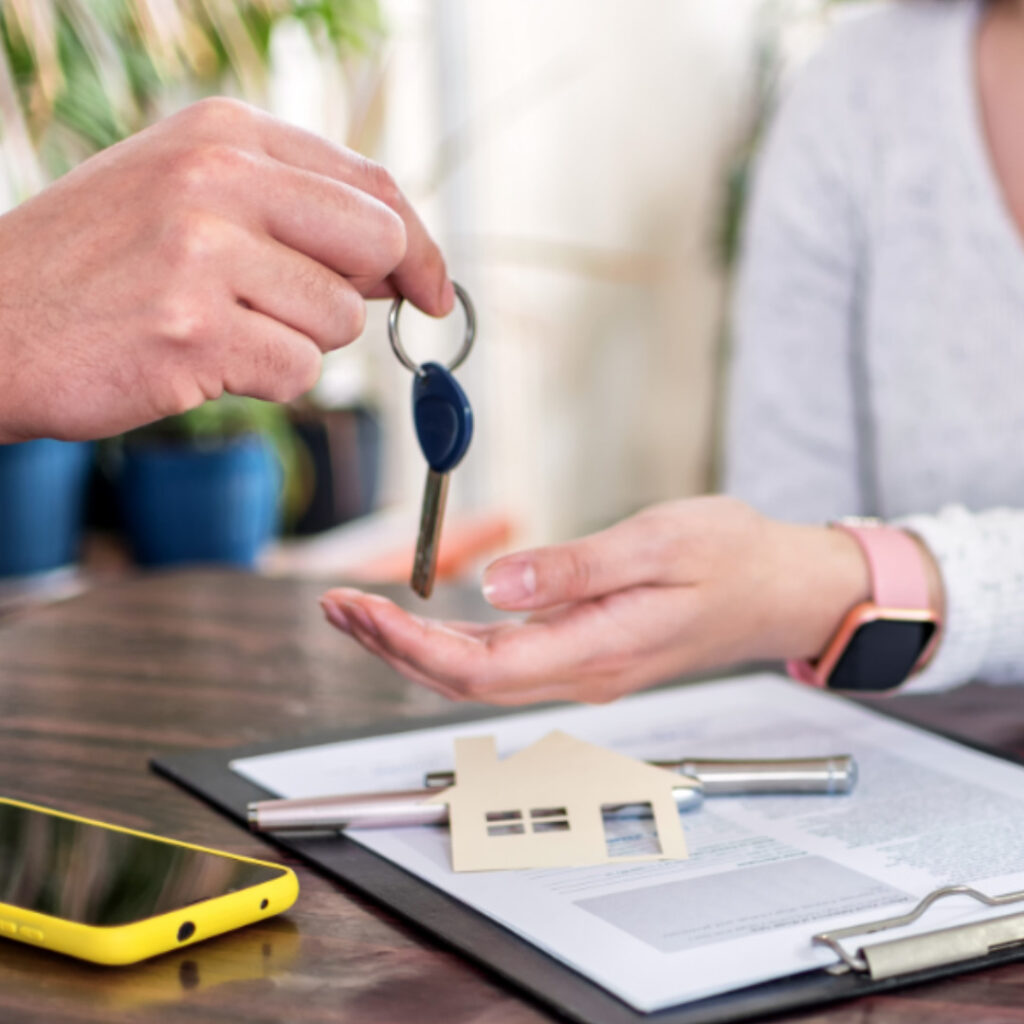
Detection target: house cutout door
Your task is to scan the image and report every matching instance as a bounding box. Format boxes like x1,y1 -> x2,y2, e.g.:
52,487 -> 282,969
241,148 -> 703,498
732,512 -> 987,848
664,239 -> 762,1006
601,802 -> 662,858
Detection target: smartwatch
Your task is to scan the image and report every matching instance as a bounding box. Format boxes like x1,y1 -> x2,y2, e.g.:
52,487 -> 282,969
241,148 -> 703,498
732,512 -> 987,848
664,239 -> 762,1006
786,519 -> 940,692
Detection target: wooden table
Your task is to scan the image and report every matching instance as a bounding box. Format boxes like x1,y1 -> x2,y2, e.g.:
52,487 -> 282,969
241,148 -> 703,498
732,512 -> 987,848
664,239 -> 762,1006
1,569 -> 1024,1024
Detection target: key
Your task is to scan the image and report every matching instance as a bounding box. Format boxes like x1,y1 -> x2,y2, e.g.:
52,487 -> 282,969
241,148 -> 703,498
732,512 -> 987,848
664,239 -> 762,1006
387,282 -> 477,597
411,362 -> 474,598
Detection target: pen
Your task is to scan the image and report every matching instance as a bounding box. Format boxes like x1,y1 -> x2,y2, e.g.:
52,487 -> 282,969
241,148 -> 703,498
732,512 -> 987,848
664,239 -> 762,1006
425,755 -> 857,795
249,783 -> 705,832
247,755 -> 856,833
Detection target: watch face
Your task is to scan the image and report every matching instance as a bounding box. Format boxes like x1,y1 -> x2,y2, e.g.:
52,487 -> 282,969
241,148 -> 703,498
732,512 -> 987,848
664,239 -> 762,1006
829,618 -> 937,692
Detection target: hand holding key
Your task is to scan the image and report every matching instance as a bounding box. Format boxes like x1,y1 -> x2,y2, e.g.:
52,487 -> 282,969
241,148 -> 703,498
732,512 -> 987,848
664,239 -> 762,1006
0,97 -> 454,443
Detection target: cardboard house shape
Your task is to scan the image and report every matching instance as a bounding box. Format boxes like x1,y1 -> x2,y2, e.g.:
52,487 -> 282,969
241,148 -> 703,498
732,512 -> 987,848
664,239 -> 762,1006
428,730 -> 690,872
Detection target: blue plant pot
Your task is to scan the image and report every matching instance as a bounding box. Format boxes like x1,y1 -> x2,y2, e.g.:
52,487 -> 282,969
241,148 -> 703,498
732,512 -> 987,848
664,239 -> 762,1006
0,440 -> 94,577
120,437 -> 281,568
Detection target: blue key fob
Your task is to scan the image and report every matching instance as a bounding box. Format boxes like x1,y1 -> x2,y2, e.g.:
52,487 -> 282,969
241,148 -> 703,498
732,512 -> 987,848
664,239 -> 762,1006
413,362 -> 473,473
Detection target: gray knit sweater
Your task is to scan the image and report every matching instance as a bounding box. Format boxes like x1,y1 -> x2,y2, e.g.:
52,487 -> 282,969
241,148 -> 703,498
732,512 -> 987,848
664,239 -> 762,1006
724,0 -> 1024,691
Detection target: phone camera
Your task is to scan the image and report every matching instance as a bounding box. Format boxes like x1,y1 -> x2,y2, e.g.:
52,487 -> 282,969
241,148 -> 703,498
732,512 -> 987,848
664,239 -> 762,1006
177,921 -> 196,942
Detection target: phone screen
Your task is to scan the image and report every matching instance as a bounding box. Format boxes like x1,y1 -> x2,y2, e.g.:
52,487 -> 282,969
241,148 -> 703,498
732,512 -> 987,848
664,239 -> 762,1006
0,802 -> 285,925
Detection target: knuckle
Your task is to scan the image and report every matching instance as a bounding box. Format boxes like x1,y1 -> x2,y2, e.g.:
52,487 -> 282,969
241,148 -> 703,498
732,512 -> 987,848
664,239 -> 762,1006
638,515 -> 679,565
154,290 -> 211,345
632,499 -> 727,573
151,378 -> 206,420
361,157 -> 403,211
290,263 -> 329,313
169,142 -> 252,194
252,346 -> 321,403
354,159 -> 408,270
332,290 -> 366,347
162,209 -> 228,266
296,271 -> 366,351
561,549 -> 592,598
184,96 -> 256,134
379,209 -> 408,269
353,204 -> 407,279
292,347 -> 323,394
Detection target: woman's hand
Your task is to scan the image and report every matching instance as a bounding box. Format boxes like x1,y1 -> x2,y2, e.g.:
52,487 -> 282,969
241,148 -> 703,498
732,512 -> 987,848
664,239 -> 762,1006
0,97 -> 452,443
321,496 -> 883,705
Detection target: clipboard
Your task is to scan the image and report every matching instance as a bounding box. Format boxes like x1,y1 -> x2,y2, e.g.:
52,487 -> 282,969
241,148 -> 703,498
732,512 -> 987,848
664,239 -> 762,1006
152,697 -> 1024,1024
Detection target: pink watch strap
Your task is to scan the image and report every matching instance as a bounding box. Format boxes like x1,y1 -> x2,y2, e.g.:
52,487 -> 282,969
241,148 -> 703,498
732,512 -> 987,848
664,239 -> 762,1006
786,521 -> 933,687
833,522 -> 930,610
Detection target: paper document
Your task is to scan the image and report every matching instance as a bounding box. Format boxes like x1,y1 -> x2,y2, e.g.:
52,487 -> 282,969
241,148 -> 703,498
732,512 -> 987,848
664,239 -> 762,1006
232,674 -> 1024,1012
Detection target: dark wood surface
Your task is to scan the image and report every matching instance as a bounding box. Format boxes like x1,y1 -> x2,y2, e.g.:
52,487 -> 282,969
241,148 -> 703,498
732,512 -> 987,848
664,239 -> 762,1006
2,569 -> 1024,1024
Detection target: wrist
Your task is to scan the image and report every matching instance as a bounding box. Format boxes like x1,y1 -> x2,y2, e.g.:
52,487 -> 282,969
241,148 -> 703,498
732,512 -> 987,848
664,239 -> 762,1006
773,523 -> 873,661
782,520 -> 943,690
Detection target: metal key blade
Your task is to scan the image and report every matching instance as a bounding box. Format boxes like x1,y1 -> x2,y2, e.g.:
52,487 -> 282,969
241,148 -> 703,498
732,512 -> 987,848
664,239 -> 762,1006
412,467 -> 450,598
410,362 -> 473,599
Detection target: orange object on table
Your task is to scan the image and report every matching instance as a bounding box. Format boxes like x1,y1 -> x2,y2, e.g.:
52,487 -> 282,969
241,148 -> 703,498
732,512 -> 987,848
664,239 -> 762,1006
348,510 -> 516,583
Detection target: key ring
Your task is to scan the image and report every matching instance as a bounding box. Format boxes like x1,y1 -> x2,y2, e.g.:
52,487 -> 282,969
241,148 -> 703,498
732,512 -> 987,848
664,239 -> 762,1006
388,281 -> 476,377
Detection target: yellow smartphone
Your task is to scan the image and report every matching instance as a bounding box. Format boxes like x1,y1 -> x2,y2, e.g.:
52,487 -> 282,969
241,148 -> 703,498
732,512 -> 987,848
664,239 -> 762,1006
0,797 -> 298,965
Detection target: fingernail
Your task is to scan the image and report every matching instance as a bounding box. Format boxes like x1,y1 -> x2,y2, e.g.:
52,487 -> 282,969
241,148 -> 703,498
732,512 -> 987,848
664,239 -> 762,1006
324,607 -> 351,635
320,598 -> 350,632
482,561 -> 536,606
341,600 -> 380,639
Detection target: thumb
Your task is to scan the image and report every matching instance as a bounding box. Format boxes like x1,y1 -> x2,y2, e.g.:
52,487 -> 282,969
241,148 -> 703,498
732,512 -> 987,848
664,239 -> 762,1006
481,512 -> 668,611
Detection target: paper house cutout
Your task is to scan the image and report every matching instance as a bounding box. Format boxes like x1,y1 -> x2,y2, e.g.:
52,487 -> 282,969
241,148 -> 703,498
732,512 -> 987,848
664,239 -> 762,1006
428,731 -> 690,872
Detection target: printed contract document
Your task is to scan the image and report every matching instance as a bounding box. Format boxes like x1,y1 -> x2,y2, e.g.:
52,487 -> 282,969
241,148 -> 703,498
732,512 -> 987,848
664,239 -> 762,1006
232,674 -> 1024,1012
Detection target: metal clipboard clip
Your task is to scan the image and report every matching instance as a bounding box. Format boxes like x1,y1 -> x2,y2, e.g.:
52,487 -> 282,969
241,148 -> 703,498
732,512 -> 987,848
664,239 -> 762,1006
813,884 -> 1024,980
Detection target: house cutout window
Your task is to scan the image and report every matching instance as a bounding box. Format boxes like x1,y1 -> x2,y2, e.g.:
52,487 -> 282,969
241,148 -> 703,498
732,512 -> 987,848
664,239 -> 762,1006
530,807 -> 567,819
485,807 -> 572,837
530,806 -> 570,833
487,822 -> 526,836
486,809 -> 524,836
601,802 -> 662,858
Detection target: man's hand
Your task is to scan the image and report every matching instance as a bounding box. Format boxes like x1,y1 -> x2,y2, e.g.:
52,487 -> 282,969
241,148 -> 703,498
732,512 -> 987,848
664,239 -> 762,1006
320,496 -> 891,705
0,97 -> 453,442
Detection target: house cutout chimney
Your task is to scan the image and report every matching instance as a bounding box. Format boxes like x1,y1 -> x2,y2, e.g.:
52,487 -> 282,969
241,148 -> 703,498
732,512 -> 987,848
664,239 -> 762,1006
427,731 -> 691,872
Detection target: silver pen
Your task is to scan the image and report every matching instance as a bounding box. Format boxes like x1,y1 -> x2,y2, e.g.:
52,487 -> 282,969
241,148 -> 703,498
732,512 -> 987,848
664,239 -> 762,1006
425,755 -> 857,795
247,755 -> 856,833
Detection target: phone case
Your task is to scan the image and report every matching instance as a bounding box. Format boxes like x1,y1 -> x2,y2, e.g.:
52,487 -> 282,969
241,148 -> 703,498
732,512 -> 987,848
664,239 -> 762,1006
0,797 -> 298,965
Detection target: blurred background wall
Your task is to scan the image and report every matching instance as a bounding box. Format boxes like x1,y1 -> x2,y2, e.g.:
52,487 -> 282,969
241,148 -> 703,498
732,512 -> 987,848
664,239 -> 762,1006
373,0 -> 757,546
328,0 -> 843,551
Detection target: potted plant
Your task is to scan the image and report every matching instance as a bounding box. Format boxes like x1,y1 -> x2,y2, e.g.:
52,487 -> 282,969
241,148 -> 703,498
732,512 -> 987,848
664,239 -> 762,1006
117,398 -> 301,568
0,0 -> 383,573
0,440 -> 94,577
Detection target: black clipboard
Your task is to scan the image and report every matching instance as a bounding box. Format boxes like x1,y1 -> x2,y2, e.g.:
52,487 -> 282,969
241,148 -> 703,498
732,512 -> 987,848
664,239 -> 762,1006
152,699 -> 1024,1024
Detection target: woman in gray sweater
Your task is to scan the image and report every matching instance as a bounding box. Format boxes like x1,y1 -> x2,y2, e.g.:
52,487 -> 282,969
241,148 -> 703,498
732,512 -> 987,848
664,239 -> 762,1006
328,0 -> 1024,703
